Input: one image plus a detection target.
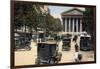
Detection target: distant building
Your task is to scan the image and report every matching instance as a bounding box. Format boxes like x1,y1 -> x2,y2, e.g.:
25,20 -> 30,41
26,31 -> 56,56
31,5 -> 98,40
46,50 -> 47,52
61,8 -> 84,35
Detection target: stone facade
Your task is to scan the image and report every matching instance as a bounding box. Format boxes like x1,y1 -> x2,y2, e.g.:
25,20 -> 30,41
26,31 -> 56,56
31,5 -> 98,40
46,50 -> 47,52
61,8 -> 83,34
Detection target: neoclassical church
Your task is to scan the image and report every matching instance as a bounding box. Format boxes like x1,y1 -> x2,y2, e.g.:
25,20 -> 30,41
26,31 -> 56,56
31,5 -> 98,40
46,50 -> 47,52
61,8 -> 84,35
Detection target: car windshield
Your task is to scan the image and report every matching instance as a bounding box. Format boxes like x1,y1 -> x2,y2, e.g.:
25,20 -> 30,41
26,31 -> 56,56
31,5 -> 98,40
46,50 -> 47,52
63,39 -> 70,41
81,37 -> 91,41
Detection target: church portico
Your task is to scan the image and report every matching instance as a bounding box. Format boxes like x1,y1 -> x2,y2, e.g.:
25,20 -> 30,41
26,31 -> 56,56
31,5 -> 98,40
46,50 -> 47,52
61,8 -> 83,35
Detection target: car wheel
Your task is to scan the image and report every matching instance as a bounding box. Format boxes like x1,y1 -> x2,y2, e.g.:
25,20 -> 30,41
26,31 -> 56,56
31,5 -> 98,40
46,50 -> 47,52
24,46 -> 31,51
49,59 -> 55,64
35,58 -> 40,64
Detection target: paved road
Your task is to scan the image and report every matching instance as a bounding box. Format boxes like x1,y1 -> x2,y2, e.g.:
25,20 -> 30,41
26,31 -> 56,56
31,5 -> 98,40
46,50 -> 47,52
59,40 -> 94,63
15,41 -> 37,66
15,37 -> 94,66
59,41 -> 76,63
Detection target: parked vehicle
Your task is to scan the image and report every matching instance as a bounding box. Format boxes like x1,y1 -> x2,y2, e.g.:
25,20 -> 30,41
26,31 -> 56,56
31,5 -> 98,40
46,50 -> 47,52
32,34 -> 37,41
35,41 -> 62,65
62,38 -> 71,51
61,34 -> 72,40
15,32 -> 31,51
80,34 -> 93,51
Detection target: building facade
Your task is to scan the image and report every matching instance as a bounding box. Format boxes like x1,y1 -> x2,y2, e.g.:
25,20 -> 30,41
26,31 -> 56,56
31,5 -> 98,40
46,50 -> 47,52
61,8 -> 83,35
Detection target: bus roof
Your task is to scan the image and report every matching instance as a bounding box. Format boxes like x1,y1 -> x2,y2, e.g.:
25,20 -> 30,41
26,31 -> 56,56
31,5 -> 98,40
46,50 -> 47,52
80,34 -> 91,37
38,41 -> 57,45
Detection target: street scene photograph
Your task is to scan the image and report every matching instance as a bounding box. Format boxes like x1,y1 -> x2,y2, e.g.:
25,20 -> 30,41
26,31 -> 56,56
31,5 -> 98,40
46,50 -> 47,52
13,1 -> 96,67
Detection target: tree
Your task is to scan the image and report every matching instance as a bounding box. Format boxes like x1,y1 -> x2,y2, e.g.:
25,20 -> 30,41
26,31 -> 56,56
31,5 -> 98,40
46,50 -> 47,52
82,7 -> 95,48
82,7 -> 94,35
14,2 -> 62,36
51,18 -> 62,33
14,3 -> 34,32
14,3 -> 44,33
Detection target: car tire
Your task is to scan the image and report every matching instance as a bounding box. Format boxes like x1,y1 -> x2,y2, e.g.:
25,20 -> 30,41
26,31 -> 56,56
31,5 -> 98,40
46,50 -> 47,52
35,58 -> 40,65
24,46 -> 31,51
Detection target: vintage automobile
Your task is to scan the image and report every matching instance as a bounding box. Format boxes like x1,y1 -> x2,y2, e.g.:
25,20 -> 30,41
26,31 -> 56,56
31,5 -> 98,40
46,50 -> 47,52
35,41 -> 62,65
61,34 -> 72,39
80,34 -> 93,51
62,37 -> 71,51
15,32 -> 31,51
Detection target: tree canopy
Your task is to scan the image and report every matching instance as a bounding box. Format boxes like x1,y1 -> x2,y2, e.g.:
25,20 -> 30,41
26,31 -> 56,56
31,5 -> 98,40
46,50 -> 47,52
82,7 -> 94,35
14,3 -> 62,34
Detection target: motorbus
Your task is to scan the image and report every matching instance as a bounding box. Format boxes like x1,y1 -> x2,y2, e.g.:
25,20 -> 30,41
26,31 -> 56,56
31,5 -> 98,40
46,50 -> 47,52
80,34 -> 93,51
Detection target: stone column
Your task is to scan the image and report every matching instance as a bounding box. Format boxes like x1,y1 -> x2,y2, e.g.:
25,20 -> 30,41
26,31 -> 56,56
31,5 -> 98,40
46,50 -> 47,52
72,18 -> 74,33
80,19 -> 82,32
69,18 -> 71,32
64,18 -> 66,32
65,18 -> 67,32
76,18 -> 78,32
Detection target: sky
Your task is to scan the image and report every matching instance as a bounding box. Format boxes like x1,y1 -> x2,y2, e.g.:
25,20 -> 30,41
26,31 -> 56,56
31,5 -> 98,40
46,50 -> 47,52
48,5 -> 85,20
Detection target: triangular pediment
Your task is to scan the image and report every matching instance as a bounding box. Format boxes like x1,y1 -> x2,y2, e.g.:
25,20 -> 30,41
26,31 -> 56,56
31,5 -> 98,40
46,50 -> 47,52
61,8 -> 83,15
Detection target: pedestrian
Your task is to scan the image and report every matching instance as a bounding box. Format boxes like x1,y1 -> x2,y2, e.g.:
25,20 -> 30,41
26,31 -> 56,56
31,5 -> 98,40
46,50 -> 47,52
75,52 -> 82,62
75,43 -> 79,52
73,35 -> 78,42
74,43 -> 82,62
78,53 -> 82,62
74,52 -> 79,62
